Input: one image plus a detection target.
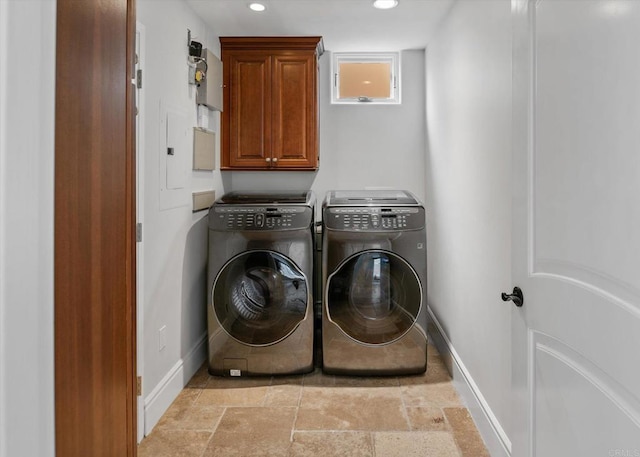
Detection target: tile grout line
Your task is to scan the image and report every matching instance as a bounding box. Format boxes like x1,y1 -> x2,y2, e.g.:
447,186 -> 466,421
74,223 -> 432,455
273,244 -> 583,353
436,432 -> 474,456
290,402 -> 302,442
192,385 -> 205,404
289,374 -> 305,441
397,377 -> 414,432
289,407 -> 300,445
197,406 -> 227,457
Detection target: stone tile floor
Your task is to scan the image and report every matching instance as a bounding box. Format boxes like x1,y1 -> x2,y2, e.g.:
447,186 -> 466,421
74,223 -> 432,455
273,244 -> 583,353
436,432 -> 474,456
139,343 -> 490,456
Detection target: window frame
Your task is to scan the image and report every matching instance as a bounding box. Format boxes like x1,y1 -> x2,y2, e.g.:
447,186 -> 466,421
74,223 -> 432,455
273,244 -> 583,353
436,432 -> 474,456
330,52 -> 401,105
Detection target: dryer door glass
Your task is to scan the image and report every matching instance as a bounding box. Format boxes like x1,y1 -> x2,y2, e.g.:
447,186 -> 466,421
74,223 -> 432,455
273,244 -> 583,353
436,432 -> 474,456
213,250 -> 308,346
327,250 -> 422,345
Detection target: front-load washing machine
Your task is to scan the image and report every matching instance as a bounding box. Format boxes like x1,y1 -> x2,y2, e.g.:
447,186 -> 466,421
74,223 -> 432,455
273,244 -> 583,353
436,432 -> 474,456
322,190 -> 427,375
207,191 -> 315,376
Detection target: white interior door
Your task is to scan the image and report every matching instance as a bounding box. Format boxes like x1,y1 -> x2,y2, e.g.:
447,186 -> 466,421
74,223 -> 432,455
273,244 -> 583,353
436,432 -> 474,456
511,1 -> 640,456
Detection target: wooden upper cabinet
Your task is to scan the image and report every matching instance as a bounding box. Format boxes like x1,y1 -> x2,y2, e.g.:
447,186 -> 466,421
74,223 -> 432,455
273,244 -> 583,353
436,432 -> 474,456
221,37 -> 324,170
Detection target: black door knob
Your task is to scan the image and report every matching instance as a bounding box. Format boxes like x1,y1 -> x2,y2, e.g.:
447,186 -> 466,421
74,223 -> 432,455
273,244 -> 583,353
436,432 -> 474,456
501,286 -> 524,307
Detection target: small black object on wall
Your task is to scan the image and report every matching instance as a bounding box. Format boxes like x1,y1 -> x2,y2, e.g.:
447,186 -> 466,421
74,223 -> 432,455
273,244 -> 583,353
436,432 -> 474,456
189,40 -> 203,57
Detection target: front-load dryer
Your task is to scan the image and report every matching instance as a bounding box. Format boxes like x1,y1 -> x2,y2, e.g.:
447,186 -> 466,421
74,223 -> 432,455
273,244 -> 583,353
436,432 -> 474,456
207,191 -> 315,376
322,190 -> 427,375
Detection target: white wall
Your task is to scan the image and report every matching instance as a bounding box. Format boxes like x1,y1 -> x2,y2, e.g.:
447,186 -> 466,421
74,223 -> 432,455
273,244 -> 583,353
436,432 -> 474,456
425,0 -> 512,453
224,49 -> 427,209
137,0 -> 225,434
0,1 -> 56,456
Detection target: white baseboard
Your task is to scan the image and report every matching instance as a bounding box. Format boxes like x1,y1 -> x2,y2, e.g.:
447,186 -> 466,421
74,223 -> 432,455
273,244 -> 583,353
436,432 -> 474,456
143,333 -> 208,435
427,307 -> 511,457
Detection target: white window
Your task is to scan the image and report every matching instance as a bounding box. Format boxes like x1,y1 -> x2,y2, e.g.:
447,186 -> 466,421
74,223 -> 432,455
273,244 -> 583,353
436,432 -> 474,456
331,52 -> 400,105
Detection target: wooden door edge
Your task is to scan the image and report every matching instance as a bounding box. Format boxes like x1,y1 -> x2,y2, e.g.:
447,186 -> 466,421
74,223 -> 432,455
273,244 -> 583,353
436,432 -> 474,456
126,0 -> 138,455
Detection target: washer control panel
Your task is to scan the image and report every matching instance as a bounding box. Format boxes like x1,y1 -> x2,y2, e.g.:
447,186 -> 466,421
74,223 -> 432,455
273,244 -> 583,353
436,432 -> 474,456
211,206 -> 312,231
324,207 -> 424,231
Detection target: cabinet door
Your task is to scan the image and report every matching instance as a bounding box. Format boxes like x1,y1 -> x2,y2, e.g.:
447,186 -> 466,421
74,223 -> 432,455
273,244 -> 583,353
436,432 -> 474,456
227,52 -> 272,168
272,53 -> 318,169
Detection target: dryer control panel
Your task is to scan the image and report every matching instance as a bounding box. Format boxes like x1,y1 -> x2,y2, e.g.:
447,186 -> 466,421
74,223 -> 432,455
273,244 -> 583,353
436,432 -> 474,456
324,206 -> 425,231
210,206 -> 313,231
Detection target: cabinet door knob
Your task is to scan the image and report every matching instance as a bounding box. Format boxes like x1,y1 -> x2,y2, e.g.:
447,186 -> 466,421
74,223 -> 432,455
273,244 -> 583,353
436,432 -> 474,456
265,157 -> 271,162
272,157 -> 278,163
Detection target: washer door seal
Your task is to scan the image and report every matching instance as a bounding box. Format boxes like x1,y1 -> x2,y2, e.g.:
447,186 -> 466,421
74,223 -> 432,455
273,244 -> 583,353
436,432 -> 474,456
326,250 -> 422,345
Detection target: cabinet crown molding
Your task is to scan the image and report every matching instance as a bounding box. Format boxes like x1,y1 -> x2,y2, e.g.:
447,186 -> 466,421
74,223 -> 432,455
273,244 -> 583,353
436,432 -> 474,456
220,36 -> 324,56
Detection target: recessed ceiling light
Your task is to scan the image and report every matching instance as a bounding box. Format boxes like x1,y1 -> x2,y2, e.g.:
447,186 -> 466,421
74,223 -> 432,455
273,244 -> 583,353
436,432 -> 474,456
249,3 -> 266,12
373,0 -> 398,9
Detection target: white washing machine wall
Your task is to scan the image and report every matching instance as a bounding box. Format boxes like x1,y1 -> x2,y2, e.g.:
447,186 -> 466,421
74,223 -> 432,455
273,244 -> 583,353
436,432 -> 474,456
207,191 -> 315,376
322,190 -> 428,375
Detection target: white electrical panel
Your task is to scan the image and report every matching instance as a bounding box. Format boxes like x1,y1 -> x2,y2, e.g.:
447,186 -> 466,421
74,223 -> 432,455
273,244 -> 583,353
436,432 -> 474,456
166,110 -> 188,190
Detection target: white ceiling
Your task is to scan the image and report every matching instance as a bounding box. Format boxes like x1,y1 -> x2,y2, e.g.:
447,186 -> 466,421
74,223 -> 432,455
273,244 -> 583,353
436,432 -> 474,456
186,0 -> 455,52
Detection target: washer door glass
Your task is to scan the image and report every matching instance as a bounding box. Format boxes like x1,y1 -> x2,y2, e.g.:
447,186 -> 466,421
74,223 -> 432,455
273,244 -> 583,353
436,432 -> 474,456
213,250 -> 308,346
327,250 -> 422,345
